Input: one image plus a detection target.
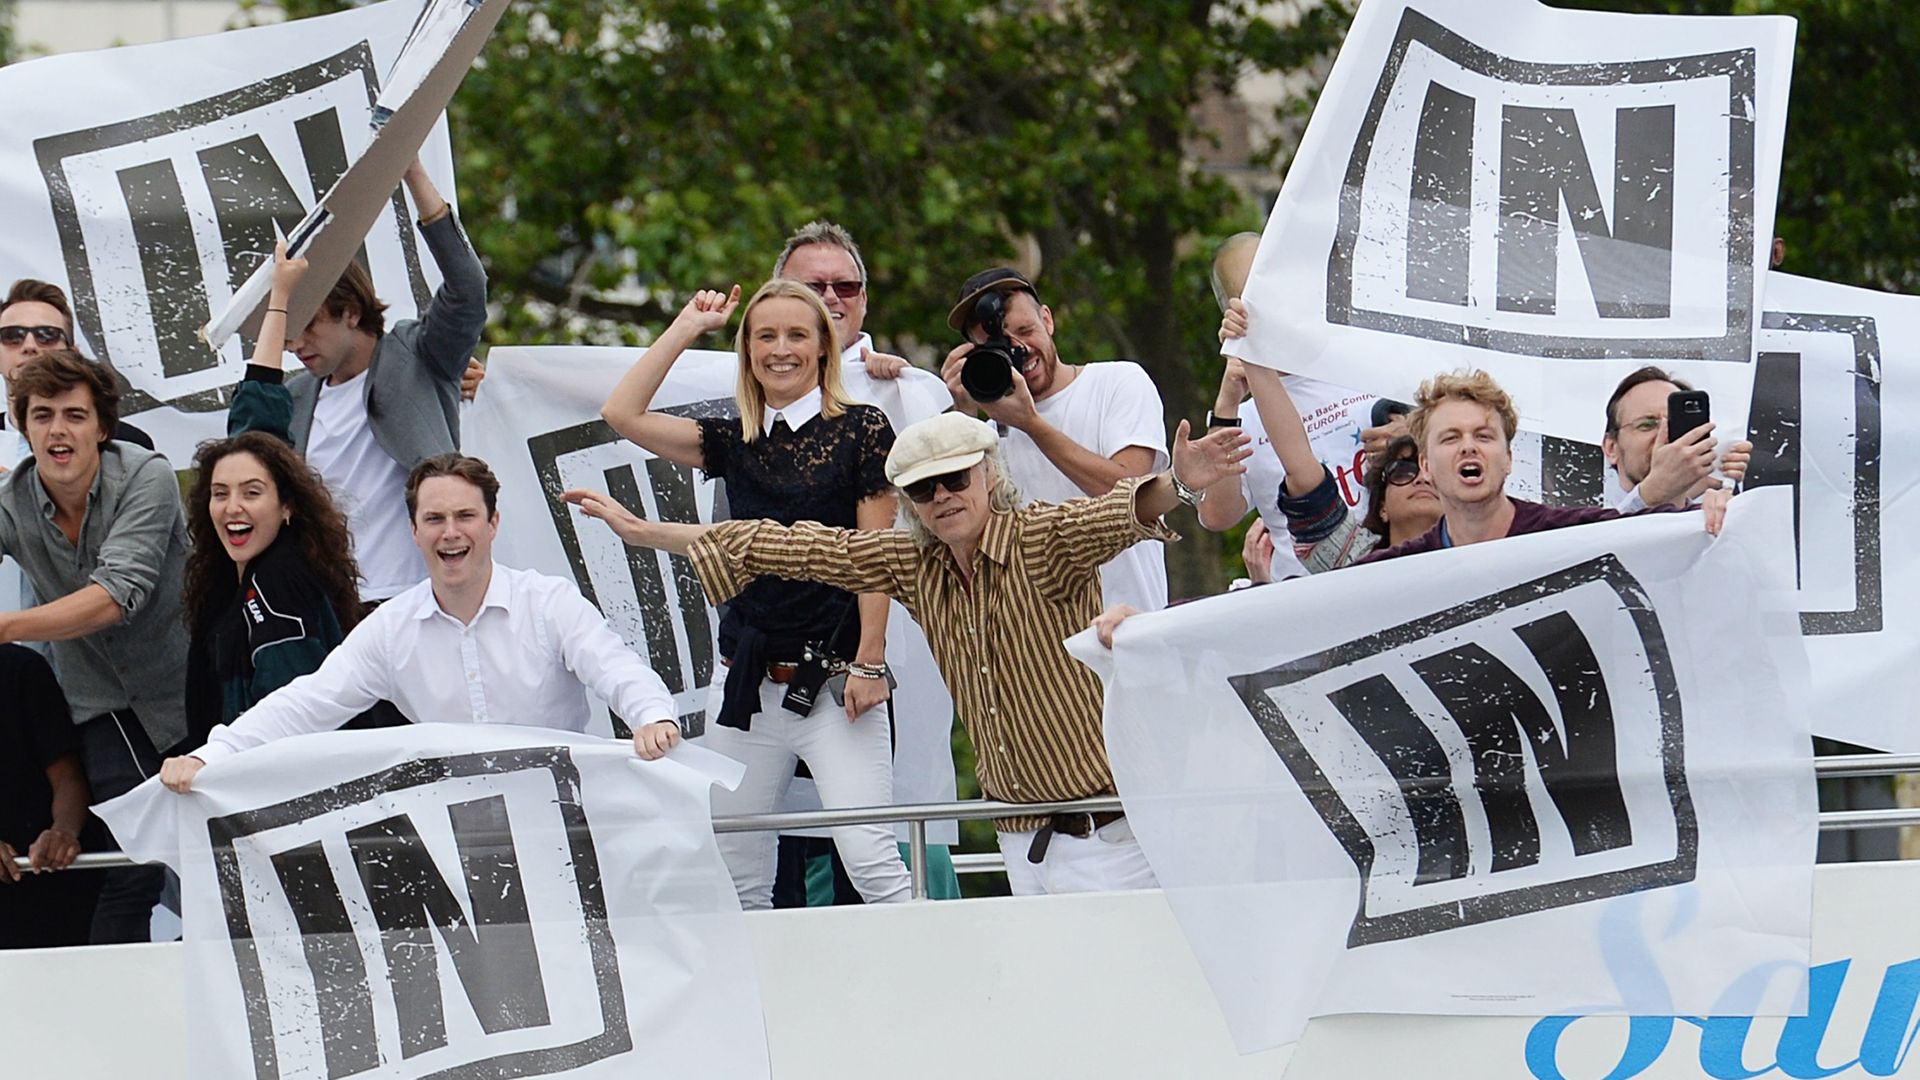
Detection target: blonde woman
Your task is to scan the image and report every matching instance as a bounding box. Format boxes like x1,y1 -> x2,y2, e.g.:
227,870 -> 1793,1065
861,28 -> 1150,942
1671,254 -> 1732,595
600,279 -> 910,909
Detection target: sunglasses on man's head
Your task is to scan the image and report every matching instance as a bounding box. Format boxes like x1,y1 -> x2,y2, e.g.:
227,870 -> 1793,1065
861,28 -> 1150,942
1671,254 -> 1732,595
0,325 -> 65,347
803,279 -> 864,300
1383,457 -> 1422,486
902,468 -> 974,504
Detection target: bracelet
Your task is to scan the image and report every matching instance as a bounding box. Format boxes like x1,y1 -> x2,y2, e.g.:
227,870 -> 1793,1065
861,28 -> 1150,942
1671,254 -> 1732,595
846,661 -> 889,680
265,307 -> 287,315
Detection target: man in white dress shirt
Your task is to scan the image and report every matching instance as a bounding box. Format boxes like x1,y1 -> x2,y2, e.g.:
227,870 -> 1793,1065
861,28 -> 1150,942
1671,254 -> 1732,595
160,454 -> 680,792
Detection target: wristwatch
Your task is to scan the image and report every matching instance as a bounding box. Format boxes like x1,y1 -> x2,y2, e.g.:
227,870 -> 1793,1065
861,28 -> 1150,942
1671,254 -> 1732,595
1205,410 -> 1242,430
1168,468 -> 1205,508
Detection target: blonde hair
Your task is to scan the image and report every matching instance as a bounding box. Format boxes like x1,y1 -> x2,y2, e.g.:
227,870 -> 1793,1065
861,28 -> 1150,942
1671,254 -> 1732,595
1408,369 -> 1519,452
732,279 -> 854,443
900,450 -> 1024,549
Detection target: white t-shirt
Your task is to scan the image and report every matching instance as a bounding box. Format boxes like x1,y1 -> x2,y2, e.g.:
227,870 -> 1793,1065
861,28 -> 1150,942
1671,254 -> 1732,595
306,369 -> 424,601
1236,375 -> 1377,576
1000,361 -> 1169,612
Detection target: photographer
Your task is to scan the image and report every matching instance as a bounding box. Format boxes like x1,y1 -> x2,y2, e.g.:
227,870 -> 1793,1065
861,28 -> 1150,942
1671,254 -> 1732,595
564,413 -> 1252,895
940,269 -> 1169,612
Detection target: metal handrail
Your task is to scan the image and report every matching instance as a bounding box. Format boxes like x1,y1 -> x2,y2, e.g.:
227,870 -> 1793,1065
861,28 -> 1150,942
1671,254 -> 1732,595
13,755 -> 1920,892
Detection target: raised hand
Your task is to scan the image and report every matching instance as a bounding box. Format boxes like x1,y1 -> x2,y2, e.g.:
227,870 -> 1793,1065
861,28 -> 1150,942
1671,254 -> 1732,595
674,285 -> 742,337
1242,517 -> 1276,584
1172,419 -> 1253,492
1641,421 -> 1720,507
562,488 -> 650,546
269,240 -> 308,304
1218,297 -> 1249,342
940,341 -> 980,412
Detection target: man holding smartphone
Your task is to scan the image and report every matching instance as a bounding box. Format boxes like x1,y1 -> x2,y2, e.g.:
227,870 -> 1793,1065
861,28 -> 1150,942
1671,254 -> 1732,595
1601,366 -> 1751,513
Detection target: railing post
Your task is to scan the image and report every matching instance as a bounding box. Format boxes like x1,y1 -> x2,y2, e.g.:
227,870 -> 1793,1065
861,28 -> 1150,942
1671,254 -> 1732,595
909,820 -> 929,900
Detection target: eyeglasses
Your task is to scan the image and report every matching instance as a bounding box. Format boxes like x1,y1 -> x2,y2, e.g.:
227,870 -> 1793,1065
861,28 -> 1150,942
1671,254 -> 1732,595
1383,457 -> 1422,486
0,325 -> 66,347
902,468 -> 975,504
802,279 -> 864,300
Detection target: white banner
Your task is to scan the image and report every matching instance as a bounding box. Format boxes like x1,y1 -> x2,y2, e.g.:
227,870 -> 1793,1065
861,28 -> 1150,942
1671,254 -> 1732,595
1070,487 -> 1816,1053
1227,0 -> 1796,443
465,347 -> 960,843
96,726 -> 771,1079
1496,272 -> 1915,752
0,0 -> 458,464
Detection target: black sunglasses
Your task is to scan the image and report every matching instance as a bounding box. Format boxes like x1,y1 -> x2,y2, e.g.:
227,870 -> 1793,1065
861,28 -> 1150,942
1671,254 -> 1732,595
802,279 -> 864,300
0,325 -> 66,347
1383,457 -> 1422,486
902,468 -> 975,504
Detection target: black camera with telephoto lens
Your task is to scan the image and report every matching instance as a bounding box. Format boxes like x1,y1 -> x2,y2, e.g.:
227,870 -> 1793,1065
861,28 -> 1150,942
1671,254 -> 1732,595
959,290 -> 1029,402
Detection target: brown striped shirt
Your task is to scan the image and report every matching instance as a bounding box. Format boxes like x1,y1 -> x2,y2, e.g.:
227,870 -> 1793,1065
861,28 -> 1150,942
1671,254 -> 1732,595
688,477 -> 1177,831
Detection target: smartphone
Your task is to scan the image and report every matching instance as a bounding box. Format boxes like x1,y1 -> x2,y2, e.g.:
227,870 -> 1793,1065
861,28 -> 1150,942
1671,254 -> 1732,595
1667,389 -> 1710,443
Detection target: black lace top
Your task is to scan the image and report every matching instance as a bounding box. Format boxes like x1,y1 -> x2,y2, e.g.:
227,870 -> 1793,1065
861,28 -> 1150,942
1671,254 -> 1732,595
697,403 -> 895,658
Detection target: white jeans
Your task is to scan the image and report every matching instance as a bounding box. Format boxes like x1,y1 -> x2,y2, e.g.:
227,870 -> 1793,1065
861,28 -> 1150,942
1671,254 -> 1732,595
996,816 -> 1158,896
701,679 -> 912,910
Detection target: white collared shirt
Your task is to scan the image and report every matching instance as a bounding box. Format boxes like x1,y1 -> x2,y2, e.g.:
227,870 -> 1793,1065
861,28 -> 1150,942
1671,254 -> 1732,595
839,332 -> 874,367
195,563 -> 676,762
763,386 -> 823,436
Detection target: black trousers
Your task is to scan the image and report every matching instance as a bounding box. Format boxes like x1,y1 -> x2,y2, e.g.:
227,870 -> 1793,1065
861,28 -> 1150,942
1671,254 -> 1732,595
78,710 -> 168,944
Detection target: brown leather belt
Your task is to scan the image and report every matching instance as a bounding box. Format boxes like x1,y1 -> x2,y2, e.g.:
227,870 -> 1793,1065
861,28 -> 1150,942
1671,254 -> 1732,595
1026,811 -> 1126,863
766,662 -> 799,684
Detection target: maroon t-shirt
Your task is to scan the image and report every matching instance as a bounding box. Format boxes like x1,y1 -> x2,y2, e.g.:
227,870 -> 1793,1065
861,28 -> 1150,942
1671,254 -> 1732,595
1358,497 -> 1681,563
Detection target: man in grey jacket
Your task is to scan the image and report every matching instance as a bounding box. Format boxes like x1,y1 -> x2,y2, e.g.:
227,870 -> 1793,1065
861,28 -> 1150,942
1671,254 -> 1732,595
0,349 -> 187,942
236,157 -> 488,605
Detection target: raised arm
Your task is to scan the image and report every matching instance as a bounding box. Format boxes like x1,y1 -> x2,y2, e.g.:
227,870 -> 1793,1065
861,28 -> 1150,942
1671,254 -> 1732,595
228,242 -> 305,441
402,157 -> 489,382
1241,364 -> 1327,498
1196,358 -> 1251,531
601,286 -> 740,469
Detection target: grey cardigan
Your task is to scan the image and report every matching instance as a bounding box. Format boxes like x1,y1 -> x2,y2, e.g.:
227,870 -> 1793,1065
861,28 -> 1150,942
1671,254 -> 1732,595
283,212 -> 488,466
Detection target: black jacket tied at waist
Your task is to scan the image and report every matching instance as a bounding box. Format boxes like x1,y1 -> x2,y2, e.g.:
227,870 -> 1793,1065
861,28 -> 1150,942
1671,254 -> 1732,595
713,603 -> 858,731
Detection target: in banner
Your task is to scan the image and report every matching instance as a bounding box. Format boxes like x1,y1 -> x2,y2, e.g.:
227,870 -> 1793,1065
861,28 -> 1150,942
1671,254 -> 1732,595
1070,489 -> 1815,1052
1227,0 -> 1796,443
97,726 -> 771,1079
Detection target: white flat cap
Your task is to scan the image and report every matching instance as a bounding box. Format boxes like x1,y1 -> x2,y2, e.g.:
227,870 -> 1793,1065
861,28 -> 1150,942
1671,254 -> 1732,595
886,412 -> 997,488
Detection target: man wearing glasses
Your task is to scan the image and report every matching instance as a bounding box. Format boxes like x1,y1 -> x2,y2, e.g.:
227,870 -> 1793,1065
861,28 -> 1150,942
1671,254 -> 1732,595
0,280 -> 154,456
564,412 -> 1251,894
1601,366 -> 1751,513
772,220 -> 913,379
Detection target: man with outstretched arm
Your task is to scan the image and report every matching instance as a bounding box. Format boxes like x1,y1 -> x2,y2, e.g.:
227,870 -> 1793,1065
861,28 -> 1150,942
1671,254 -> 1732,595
0,351 -> 188,942
159,454 -> 681,793
563,412 -> 1251,895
